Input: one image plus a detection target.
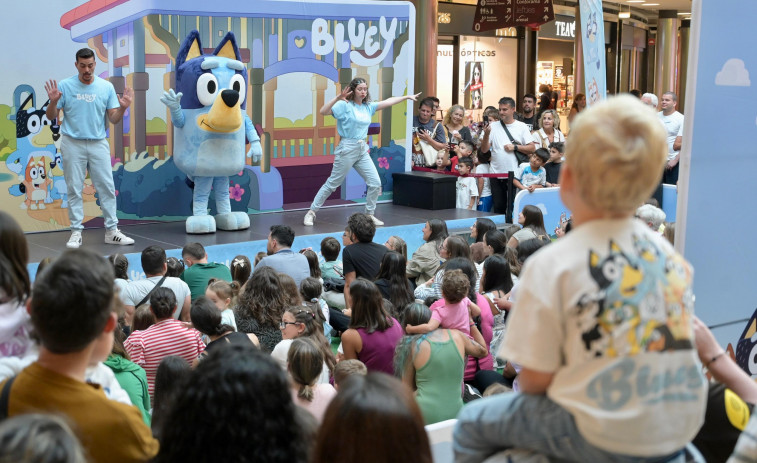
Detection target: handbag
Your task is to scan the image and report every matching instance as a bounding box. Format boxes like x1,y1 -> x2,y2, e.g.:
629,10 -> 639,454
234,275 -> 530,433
415,122 -> 445,167
501,120 -> 530,165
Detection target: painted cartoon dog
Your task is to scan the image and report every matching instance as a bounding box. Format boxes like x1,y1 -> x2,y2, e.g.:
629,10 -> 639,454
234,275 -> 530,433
161,30 -> 262,234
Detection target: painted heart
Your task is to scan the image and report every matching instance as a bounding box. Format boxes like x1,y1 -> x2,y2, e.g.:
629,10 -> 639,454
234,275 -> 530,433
294,36 -> 306,48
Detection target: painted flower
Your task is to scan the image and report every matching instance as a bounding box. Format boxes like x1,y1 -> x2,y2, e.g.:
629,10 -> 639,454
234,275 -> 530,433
230,184 -> 245,201
378,157 -> 390,169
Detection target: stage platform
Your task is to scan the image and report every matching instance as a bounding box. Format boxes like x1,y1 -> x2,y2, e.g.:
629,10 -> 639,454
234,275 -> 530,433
26,204 -> 507,278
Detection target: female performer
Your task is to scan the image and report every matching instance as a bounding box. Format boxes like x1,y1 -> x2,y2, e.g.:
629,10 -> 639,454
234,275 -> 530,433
304,78 -> 420,227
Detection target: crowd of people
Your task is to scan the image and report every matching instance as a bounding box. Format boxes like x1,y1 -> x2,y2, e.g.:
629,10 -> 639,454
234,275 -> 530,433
411,86 -> 683,215
1,90 -> 751,463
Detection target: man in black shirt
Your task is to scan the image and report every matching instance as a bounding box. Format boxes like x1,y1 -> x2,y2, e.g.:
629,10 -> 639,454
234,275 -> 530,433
515,93 -> 539,131
342,212 -> 388,311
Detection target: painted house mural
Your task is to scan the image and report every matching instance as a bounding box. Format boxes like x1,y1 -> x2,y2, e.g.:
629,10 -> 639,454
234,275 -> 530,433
0,0 -> 415,232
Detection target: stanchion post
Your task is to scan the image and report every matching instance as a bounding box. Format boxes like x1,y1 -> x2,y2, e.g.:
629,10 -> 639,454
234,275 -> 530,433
506,171 -> 515,224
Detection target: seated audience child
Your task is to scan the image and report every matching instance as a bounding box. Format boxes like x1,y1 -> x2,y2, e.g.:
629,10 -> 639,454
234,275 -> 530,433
288,337 -> 337,423
312,373 -> 432,463
154,344 -> 308,463
300,249 -> 322,280
545,141 -> 564,187
124,287 -> 205,399
165,256 -> 184,278
513,148 -> 549,193
474,149 -> 493,212
454,95 -> 707,463
278,273 -> 303,307
235,266 -> 287,353
109,253 -> 130,296
0,414 -> 86,463
0,249 -> 158,462
191,296 -> 258,364
300,277 -> 331,330
205,279 -> 237,331
104,324 -> 151,425
333,359 -> 367,390
253,251 -> 267,266
406,269 -> 481,335
456,156 -> 478,210
0,212 -> 36,381
132,305 -> 156,332
320,237 -> 343,280
230,254 -> 252,286
150,355 -> 191,440
271,303 -> 334,384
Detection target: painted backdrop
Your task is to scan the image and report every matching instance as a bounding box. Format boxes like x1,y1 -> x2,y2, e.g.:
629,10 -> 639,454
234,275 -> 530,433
0,0 -> 416,232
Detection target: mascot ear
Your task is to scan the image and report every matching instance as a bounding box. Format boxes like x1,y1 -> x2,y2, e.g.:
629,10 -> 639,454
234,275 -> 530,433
213,32 -> 241,61
176,30 -> 203,67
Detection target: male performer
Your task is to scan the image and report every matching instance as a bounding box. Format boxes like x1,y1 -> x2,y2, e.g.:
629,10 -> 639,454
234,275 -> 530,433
45,48 -> 134,249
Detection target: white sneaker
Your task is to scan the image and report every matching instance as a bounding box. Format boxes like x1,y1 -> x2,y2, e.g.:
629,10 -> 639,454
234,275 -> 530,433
104,229 -> 135,246
369,215 -> 384,226
303,210 -> 316,226
66,231 -> 82,249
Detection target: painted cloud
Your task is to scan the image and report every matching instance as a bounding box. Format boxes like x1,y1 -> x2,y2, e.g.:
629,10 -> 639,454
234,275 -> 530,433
715,59 -> 751,86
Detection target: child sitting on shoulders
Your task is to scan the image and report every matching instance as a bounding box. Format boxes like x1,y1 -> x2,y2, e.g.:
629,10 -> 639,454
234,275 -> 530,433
474,149 -> 493,212
545,141 -> 564,187
454,95 -> 706,463
456,157 -> 478,211
406,269 -> 480,335
513,148 -> 549,193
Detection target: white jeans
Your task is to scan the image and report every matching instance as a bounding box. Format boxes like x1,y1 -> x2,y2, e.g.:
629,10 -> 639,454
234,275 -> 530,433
309,138 -> 381,214
60,135 -> 118,230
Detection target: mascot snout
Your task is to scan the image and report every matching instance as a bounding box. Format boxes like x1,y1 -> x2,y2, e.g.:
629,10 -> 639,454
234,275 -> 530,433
198,89 -> 242,133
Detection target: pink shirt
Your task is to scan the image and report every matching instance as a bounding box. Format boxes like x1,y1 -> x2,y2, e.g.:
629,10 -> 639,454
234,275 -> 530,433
464,294 -> 494,380
123,319 -> 205,399
430,297 -> 471,335
291,383 -> 337,422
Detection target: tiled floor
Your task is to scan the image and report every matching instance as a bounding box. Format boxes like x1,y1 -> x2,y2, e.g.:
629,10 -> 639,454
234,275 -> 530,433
25,203 -> 502,264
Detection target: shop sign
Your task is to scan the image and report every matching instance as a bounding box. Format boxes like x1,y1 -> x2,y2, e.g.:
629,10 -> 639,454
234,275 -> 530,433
473,0 -> 555,32
539,14 -> 576,40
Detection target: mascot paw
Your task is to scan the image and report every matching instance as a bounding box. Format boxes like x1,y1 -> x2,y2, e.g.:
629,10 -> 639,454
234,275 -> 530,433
215,212 -> 250,231
61,200 -> 68,208
186,215 -> 217,234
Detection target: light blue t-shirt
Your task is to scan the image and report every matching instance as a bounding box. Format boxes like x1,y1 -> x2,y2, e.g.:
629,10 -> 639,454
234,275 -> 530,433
331,100 -> 379,140
57,75 -> 119,140
516,163 -> 546,187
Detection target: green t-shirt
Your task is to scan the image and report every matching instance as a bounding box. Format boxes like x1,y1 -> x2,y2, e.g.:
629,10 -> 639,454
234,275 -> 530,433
180,262 -> 232,300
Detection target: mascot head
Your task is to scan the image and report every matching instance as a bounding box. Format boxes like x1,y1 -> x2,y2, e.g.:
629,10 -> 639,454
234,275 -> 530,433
176,30 -> 247,133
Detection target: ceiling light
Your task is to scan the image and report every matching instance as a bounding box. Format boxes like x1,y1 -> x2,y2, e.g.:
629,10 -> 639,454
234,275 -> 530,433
626,1 -> 644,3
642,3 -> 660,5
677,12 -> 690,15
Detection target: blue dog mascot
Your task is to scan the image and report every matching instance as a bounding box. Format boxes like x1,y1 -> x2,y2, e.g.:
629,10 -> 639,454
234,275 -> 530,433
161,30 -> 262,234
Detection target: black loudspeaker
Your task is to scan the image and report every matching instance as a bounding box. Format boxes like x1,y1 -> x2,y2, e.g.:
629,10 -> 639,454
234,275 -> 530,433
392,172 -> 457,210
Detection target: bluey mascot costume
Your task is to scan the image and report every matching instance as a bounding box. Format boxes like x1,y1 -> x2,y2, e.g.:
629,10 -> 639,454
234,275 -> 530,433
161,30 -> 262,234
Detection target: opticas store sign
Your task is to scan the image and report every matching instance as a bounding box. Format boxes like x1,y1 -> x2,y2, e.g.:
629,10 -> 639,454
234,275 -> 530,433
539,14 -> 576,40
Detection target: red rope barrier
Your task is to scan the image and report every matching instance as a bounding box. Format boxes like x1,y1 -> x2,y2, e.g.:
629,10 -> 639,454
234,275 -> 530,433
410,166 -> 510,178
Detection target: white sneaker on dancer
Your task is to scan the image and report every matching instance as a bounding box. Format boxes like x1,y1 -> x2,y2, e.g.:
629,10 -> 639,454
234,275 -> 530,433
369,215 -> 384,226
304,210 -> 316,226
66,231 -> 82,249
104,229 -> 135,246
